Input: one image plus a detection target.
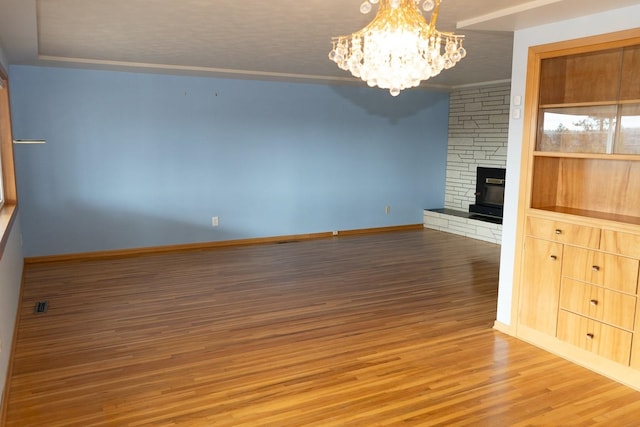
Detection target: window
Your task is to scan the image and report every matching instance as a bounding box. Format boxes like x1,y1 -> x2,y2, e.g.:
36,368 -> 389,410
0,77 -> 5,209
0,65 -> 18,256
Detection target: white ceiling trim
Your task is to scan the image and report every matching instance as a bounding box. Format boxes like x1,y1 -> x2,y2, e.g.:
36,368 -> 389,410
450,78 -> 512,90
457,0 -> 640,31
37,54 -> 456,90
456,0 -> 562,29
37,54 -> 359,83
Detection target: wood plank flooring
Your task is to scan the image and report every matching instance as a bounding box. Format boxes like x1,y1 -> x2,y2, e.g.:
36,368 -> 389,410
4,229 -> 640,426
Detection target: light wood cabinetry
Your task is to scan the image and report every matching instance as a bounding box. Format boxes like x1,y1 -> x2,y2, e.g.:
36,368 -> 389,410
620,45 -> 640,101
559,278 -> 636,331
601,230 -> 640,258
525,217 -> 599,247
513,29 -> 640,390
557,310 -> 633,365
561,245 -> 639,294
519,236 -> 563,335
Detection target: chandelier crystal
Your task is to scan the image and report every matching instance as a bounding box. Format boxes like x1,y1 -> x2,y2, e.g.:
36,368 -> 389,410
329,0 -> 466,96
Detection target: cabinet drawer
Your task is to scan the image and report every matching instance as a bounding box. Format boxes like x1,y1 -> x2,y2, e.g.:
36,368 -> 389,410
601,230 -> 640,258
557,310 -> 632,365
559,278 -> 636,330
526,217 -> 600,248
562,246 -> 639,294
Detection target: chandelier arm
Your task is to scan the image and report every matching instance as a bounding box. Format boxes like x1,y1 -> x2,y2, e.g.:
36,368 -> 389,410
428,0 -> 442,36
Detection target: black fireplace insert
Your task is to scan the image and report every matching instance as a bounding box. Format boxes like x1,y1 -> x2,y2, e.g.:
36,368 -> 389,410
469,167 -> 505,218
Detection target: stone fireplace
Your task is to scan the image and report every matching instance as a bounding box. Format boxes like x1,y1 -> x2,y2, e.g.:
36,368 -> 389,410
424,82 -> 510,244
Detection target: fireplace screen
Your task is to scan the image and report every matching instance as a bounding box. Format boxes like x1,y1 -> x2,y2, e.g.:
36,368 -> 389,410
469,167 -> 506,218
483,182 -> 505,206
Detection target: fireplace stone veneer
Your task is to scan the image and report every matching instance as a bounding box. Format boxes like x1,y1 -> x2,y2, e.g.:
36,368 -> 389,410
423,209 -> 502,244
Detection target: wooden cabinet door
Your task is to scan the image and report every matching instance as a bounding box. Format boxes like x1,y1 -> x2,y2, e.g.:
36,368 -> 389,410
519,237 -> 563,335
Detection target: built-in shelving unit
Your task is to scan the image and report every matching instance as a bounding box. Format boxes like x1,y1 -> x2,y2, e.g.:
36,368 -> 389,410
512,29 -> 640,390
530,42 -> 640,226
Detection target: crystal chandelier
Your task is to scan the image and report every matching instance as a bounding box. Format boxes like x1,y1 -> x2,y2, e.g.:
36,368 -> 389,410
329,0 -> 466,96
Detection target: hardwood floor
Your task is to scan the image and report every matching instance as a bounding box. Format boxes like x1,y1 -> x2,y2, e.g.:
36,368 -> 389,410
4,229 -> 640,426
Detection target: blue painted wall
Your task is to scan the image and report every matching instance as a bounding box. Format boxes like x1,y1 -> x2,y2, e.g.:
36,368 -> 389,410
9,66 -> 449,257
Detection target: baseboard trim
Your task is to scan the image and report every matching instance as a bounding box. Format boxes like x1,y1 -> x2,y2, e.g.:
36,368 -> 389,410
516,324 -> 640,392
0,269 -> 25,425
493,320 -> 512,335
24,224 -> 424,264
335,224 -> 423,236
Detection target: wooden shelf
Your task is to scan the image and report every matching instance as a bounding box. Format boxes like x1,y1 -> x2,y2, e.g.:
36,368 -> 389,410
530,156 -> 640,222
539,101 -> 619,109
540,100 -> 640,108
529,207 -> 640,227
533,152 -> 640,161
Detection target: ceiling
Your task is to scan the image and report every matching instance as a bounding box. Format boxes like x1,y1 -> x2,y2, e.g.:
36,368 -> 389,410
0,0 -> 638,90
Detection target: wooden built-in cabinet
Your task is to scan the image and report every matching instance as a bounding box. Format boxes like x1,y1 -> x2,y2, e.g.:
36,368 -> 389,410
519,235 -> 563,336
513,29 -> 640,390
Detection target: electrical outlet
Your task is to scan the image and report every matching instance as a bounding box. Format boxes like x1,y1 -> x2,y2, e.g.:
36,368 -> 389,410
212,216 -> 219,227
385,205 -> 391,215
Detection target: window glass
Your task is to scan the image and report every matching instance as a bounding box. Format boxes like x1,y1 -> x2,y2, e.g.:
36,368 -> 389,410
537,105 -> 618,153
616,103 -> 640,154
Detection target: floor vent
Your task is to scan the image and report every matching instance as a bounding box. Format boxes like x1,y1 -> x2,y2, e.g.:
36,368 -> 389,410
34,301 -> 49,314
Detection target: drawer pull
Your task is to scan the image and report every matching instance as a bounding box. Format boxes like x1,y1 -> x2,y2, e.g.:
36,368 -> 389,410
555,229 -> 562,235
590,299 -> 598,306
592,265 -> 600,272
586,333 -> 594,339
550,255 -> 558,261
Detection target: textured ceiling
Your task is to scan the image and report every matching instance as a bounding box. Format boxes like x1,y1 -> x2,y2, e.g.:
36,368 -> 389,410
1,0 -> 639,89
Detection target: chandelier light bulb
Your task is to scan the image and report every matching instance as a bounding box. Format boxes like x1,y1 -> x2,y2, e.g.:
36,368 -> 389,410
328,0 -> 466,96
